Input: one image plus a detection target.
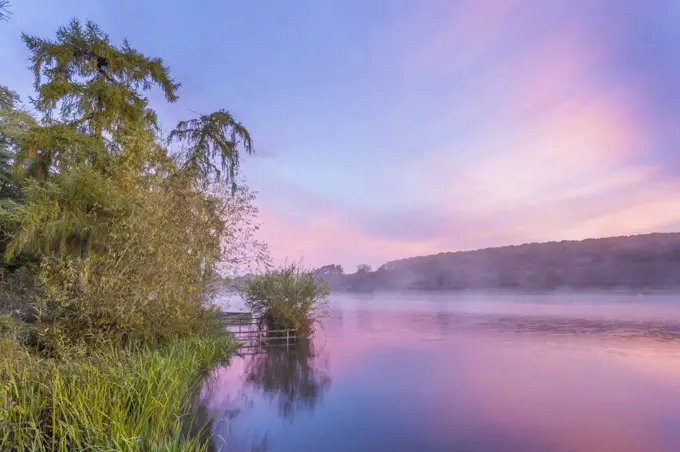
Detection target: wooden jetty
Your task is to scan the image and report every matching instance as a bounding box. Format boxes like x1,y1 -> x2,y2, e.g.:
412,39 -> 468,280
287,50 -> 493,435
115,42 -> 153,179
216,312 -> 298,350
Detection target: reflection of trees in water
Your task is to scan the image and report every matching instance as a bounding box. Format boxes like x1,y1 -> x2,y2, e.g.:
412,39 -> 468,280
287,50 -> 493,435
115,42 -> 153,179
191,340 -> 331,451
247,435 -> 269,452
244,340 -> 331,419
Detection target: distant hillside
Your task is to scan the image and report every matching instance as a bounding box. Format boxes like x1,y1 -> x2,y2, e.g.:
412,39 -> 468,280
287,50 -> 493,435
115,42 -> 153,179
316,233 -> 680,292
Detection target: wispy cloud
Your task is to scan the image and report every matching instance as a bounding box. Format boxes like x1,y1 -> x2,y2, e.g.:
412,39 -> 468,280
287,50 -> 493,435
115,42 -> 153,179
3,0 -> 679,270
256,207 -> 437,271
251,0 -> 680,269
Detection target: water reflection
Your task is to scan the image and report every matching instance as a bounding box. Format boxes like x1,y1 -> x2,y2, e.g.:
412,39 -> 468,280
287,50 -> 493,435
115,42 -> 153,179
197,294 -> 680,452
198,340 -> 331,451
244,341 -> 331,419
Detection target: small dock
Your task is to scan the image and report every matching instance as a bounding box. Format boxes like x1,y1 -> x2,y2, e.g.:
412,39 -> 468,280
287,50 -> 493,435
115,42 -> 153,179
216,312 -> 298,350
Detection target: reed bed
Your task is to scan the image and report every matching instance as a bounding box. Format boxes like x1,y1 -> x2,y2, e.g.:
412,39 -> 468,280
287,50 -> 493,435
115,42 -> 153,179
0,328 -> 235,451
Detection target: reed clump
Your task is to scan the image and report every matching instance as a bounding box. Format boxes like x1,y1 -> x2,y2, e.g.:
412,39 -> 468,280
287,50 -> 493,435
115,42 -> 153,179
241,263 -> 330,339
0,325 -> 235,451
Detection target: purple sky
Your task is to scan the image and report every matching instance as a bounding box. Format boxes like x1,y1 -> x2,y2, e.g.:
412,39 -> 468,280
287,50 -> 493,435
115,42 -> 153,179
3,0 -> 680,271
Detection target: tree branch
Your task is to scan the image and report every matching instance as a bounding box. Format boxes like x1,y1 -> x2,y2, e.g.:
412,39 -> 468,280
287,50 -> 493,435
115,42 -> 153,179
0,1 -> 11,21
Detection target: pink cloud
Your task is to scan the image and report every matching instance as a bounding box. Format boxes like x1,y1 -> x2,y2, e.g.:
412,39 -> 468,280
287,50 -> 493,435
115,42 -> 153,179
256,207 -> 438,269
251,1 -> 680,269
387,2 -> 680,253
559,186 -> 680,240
408,15 -> 651,209
448,93 -> 646,209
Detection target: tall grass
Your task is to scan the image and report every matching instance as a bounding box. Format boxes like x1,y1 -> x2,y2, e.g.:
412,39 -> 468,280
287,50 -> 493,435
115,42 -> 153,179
0,327 -> 235,451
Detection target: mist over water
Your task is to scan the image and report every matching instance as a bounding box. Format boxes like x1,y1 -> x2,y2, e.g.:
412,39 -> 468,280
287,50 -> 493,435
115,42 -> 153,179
198,292 -> 680,452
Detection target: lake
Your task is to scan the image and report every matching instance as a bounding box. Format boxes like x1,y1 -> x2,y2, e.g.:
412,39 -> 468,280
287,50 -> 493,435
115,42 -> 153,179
196,293 -> 680,452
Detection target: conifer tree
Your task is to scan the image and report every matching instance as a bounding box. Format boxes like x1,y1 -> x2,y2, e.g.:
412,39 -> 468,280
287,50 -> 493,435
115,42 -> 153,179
1,20 -> 264,347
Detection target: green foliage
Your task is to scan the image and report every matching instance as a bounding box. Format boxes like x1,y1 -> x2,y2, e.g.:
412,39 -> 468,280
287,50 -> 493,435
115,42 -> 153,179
0,21 -> 266,348
0,17 -> 267,450
14,124 -> 110,181
0,87 -> 41,269
23,19 -> 179,137
0,330 -> 236,451
170,110 -> 254,190
3,163 -> 117,259
242,263 -> 330,339
0,87 -> 35,199
0,265 -> 38,316
29,176 -> 239,349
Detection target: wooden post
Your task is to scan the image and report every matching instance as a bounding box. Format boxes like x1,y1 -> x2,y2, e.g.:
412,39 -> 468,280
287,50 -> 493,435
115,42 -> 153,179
286,329 -> 289,349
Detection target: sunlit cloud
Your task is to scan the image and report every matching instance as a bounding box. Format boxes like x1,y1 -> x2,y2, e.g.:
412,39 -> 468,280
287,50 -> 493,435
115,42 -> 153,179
256,207 -> 437,271
5,0 -> 677,270
251,0 -> 680,269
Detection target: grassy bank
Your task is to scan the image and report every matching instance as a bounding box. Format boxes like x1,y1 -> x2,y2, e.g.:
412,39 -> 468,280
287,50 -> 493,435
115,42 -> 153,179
0,326 -> 236,451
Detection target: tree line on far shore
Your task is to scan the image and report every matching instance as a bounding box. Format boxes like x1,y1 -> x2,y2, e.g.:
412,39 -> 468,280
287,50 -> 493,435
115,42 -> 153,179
312,233 -> 680,293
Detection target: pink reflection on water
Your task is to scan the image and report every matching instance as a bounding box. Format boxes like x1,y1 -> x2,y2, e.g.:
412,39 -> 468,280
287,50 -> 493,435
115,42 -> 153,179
200,295 -> 680,451
200,358 -> 249,414
453,337 -> 680,452
329,303 -> 680,451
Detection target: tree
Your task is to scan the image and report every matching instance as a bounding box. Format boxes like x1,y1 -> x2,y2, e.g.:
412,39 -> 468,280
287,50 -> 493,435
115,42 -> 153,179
1,20 -> 260,348
6,20 -> 181,259
316,264 -> 343,275
170,110 -> 253,191
0,87 -> 39,271
0,87 -> 35,205
22,20 -> 179,139
213,182 -> 270,279
356,264 -> 372,273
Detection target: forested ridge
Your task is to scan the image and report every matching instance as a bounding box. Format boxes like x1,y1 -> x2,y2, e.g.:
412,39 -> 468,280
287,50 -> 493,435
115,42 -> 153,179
314,233 -> 680,292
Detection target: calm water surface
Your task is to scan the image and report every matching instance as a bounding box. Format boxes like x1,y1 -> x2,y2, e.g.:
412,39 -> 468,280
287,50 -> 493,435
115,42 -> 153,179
197,293 -> 680,452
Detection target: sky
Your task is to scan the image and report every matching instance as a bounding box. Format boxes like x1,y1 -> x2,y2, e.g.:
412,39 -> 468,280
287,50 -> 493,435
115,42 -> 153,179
2,0 -> 680,271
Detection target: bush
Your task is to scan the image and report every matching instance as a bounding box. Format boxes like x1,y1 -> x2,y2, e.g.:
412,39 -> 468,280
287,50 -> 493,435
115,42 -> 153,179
241,263 -> 330,339
19,172 -> 231,349
0,265 -> 39,317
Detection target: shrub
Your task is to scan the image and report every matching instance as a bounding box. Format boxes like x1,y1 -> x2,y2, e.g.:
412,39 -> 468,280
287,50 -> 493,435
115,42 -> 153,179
0,265 -> 39,316
241,263 -> 330,339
